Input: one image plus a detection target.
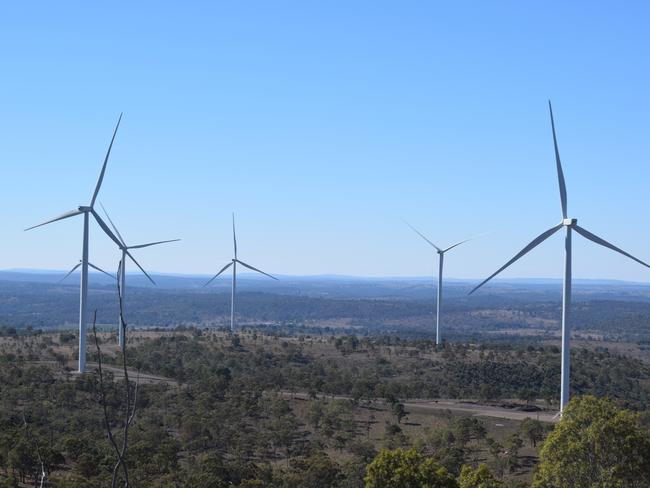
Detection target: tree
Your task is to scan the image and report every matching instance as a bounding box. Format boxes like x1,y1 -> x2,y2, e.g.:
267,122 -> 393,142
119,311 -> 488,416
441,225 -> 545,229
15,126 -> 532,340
319,400 -> 355,447
306,400 -> 324,430
458,465 -> 503,488
503,433 -> 523,473
518,389 -> 536,404
7,440 -> 36,484
298,451 -> 341,488
391,402 -> 407,424
518,418 -> 545,448
364,448 -> 458,488
533,395 -> 650,488
382,424 -> 408,450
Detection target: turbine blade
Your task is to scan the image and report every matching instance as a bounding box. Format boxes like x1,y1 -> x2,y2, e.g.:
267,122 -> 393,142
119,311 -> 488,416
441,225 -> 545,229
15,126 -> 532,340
232,213 -> 237,259
403,220 -> 441,252
99,202 -> 127,247
88,262 -> 117,280
443,238 -> 472,253
25,208 -> 83,231
443,231 -> 492,253
128,239 -> 181,250
574,225 -> 650,269
90,113 -> 122,208
90,210 -> 124,248
236,259 -> 278,281
59,262 -> 81,282
549,101 -> 568,219
203,262 -> 233,287
469,223 -> 563,295
124,249 -> 156,285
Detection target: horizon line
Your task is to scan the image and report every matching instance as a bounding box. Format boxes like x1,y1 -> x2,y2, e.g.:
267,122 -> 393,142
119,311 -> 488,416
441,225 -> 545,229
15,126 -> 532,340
2,268 -> 650,286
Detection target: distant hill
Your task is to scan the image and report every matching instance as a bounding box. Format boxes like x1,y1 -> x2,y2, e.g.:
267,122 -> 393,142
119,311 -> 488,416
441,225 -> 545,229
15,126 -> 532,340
2,268 -> 650,300
2,270 -> 650,341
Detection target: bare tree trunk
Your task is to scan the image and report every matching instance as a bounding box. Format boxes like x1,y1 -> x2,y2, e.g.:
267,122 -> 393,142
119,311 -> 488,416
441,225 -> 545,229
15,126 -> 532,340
115,258 -> 140,487
92,311 -> 129,487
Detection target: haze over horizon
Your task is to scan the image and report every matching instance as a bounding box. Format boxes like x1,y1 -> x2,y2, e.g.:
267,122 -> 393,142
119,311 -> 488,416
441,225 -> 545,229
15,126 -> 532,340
2,2 -> 650,281
3,267 -> 650,288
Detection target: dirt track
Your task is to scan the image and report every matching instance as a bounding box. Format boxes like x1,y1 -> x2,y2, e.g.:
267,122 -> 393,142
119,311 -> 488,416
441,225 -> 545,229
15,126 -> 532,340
403,399 -> 557,423
284,392 -> 558,423
41,359 -> 557,422
85,362 -> 181,386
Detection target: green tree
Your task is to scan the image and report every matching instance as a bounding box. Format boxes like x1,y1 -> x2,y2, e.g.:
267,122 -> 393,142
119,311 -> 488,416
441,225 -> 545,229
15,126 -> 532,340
391,402 -> 407,424
519,418 -> 546,448
364,448 -> 458,488
503,433 -> 523,473
7,440 -> 37,484
458,464 -> 503,488
382,424 -> 408,450
533,395 -> 650,488
306,400 -> 324,430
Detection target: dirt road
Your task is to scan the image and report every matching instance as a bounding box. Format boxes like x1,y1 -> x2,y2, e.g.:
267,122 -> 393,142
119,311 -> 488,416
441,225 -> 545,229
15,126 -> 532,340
284,392 -> 558,423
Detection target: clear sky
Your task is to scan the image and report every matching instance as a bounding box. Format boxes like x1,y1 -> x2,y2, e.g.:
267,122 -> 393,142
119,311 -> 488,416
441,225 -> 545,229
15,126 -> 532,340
1,1 -> 649,281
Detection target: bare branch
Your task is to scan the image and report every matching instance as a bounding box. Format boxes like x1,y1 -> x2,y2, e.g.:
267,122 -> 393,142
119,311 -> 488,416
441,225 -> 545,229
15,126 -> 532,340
92,310 -> 128,487
116,258 -> 136,487
127,370 -> 140,428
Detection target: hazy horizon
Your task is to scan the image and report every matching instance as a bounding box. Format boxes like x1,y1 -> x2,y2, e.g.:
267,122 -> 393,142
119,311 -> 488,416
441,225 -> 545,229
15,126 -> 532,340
4,267 -> 650,286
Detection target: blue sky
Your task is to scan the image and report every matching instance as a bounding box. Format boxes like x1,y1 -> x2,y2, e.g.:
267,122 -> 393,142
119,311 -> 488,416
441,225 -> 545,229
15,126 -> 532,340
1,1 -> 650,280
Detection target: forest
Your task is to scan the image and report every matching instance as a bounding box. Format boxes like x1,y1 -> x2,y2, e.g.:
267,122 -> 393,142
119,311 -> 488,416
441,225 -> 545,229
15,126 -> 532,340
1,328 -> 650,487
4,279 -> 650,343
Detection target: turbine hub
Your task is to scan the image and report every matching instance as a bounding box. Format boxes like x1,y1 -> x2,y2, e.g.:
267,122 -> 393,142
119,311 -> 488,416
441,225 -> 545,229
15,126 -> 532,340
563,218 -> 577,226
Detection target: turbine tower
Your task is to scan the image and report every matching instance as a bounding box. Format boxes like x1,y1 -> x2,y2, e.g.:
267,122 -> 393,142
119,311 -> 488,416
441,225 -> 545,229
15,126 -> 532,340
204,213 -> 278,332
405,222 -> 471,345
100,203 -> 180,347
25,114 -> 131,373
469,102 -> 650,413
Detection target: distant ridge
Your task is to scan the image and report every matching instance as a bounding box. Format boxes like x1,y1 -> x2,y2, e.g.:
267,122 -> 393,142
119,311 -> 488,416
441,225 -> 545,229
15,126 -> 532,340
1,269 -> 650,290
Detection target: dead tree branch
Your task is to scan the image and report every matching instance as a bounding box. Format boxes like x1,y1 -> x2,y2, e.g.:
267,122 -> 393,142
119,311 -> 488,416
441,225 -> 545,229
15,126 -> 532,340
92,310 -> 129,487
116,258 -> 139,487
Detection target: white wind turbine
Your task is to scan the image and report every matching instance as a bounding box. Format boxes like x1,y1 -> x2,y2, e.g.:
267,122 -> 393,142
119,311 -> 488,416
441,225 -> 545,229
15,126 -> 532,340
469,101 -> 650,413
25,114 -> 136,373
60,260 -> 115,283
204,213 -> 278,332
405,222 -> 472,345
100,203 -> 180,348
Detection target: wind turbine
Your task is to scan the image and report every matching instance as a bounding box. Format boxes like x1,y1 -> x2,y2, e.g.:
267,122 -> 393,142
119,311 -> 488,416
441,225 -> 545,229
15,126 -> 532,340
60,260 -> 115,283
100,203 -> 180,348
405,222 -> 472,345
204,213 -> 278,332
469,102 -> 650,413
25,114 -> 133,373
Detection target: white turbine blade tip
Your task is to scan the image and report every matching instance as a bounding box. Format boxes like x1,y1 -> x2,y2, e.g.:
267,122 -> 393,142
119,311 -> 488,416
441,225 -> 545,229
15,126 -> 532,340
574,225 -> 650,269
403,219 -> 441,251
25,209 -> 83,231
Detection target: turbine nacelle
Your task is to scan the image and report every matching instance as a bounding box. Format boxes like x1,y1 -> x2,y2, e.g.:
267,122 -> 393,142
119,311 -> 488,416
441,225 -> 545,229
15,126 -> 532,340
563,218 -> 577,227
